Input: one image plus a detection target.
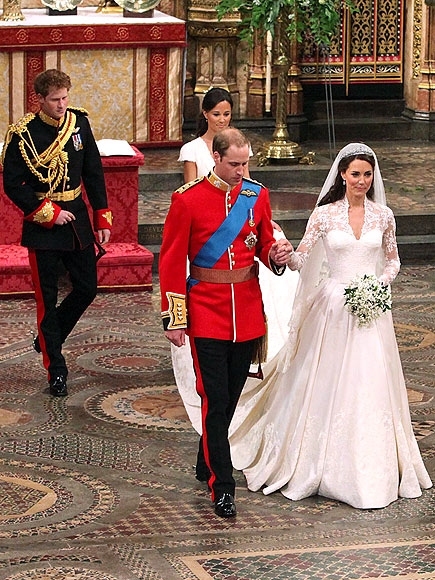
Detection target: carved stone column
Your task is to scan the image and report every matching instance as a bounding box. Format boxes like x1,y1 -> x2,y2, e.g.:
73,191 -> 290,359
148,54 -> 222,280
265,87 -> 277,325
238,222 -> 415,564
403,0 -> 435,139
246,30 -> 274,118
416,0 -> 435,136
287,36 -> 303,116
185,0 -> 240,121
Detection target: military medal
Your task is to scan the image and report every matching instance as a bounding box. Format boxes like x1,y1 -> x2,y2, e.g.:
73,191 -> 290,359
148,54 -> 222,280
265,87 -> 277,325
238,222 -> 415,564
245,231 -> 257,250
248,208 -> 255,227
72,133 -> 83,151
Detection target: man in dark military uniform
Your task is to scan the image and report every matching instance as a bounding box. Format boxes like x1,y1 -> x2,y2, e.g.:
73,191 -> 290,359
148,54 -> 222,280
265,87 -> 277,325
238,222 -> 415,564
2,69 -> 112,397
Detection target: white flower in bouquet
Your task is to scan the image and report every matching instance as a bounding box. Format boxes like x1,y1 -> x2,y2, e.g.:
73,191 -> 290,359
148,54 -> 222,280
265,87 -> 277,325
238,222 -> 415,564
344,274 -> 392,327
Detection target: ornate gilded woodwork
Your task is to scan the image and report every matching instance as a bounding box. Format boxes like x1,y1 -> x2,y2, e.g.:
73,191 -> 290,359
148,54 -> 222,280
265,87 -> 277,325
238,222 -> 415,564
186,0 -> 240,109
299,0 -> 404,87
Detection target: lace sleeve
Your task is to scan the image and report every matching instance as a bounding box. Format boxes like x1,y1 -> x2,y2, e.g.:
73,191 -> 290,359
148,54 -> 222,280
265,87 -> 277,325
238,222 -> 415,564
379,208 -> 401,285
287,207 -> 324,271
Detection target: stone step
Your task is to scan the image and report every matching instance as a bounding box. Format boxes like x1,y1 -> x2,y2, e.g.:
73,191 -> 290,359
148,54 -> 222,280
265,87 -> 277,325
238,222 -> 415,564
304,99 -> 407,120
396,235 -> 435,264
138,164 -> 331,194
139,225 -> 435,272
306,117 -> 413,142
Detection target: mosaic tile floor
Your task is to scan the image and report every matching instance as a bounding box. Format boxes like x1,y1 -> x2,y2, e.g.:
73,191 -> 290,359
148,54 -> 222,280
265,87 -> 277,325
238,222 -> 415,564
1,136 -> 435,579
0,263 -> 434,580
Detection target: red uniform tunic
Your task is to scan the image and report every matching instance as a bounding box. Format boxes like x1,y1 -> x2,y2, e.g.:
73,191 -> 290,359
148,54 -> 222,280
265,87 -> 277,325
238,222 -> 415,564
159,173 -> 280,341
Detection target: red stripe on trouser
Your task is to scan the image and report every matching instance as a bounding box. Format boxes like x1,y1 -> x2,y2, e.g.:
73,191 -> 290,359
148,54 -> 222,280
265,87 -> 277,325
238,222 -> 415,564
28,249 -> 51,376
189,338 -> 216,500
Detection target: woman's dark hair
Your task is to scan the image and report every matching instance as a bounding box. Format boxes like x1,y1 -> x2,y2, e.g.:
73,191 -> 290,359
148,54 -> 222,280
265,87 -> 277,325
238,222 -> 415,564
317,153 -> 376,206
196,87 -> 233,137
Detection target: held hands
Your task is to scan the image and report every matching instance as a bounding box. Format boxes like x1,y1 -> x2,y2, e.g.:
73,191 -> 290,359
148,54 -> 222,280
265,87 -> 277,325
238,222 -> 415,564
270,238 -> 294,266
165,329 -> 186,347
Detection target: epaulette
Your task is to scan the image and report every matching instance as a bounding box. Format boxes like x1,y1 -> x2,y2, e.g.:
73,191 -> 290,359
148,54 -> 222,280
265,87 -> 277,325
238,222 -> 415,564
1,113 -> 36,164
174,176 -> 204,194
243,175 -> 264,188
68,106 -> 89,116
7,113 -> 36,135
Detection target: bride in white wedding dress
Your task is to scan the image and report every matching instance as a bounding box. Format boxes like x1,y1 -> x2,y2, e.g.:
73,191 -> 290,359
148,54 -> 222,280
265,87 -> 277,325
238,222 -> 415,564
229,143 -> 432,509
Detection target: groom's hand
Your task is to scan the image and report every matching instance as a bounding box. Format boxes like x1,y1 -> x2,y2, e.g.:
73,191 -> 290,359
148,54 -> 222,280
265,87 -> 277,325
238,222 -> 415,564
270,238 -> 294,265
165,329 -> 186,347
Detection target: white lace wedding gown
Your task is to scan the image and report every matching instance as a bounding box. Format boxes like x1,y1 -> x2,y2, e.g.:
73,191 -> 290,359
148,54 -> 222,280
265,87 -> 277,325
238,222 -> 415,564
229,198 -> 432,509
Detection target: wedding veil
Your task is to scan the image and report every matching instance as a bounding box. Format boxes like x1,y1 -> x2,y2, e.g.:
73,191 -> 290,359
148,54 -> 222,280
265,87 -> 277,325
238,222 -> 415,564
277,142 -> 387,372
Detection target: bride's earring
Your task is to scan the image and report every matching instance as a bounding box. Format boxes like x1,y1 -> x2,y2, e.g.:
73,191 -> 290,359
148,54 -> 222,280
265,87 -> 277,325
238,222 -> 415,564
343,179 -> 346,186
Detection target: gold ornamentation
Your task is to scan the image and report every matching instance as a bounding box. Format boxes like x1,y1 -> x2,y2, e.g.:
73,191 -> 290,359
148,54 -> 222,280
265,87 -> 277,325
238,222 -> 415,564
413,0 -> 422,78
299,151 -> 316,165
33,201 -> 55,224
36,186 -> 81,202
164,292 -> 187,329
175,176 -> 203,194
39,110 -> 63,127
207,172 -> 228,191
1,0 -> 24,21
5,111 -> 77,197
102,211 -> 113,226
240,189 -> 258,197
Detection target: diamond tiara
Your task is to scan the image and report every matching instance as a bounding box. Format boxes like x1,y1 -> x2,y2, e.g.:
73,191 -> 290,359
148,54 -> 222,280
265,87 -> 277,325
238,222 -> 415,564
338,143 -> 375,160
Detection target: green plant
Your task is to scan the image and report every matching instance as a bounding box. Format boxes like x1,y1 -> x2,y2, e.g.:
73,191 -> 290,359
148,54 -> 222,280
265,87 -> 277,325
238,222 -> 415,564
216,0 -> 355,48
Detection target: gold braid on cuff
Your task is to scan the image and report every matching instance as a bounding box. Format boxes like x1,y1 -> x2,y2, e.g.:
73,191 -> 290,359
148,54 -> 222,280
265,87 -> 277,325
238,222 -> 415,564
162,292 -> 187,330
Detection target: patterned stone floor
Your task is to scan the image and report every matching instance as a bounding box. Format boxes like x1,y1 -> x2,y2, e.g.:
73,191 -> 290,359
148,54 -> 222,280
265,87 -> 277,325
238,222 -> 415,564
0,264 -> 434,580
1,136 -> 435,579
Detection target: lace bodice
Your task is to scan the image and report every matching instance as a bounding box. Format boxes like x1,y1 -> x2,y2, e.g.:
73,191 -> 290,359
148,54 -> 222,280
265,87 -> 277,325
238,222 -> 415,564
288,198 -> 400,285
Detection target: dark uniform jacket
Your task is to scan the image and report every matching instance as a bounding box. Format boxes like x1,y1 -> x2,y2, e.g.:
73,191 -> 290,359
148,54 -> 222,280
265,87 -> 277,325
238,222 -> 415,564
2,107 -> 112,250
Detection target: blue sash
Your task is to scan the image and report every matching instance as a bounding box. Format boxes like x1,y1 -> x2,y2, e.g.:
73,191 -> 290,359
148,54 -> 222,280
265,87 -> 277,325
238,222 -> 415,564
189,179 -> 261,287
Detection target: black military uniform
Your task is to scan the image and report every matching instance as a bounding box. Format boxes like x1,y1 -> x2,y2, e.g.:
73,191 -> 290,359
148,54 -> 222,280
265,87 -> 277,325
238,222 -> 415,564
2,107 -> 112,395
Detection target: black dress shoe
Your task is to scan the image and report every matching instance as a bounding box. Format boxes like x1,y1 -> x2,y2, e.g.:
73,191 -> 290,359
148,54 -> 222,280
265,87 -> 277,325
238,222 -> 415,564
49,376 -> 68,397
214,493 -> 236,518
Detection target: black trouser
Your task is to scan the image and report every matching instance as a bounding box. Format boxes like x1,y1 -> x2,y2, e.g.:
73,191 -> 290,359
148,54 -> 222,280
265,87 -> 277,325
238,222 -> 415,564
191,336 -> 255,500
28,244 -> 97,382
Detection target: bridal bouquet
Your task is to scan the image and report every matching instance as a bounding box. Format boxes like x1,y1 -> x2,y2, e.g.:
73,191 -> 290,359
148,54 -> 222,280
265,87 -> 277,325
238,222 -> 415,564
344,274 -> 392,327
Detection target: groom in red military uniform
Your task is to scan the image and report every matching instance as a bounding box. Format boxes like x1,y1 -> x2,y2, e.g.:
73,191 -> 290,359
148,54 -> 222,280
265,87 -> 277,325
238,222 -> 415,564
159,127 -> 291,517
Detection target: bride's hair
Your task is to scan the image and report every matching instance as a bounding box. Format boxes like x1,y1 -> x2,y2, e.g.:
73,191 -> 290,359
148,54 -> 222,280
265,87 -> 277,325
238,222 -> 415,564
318,153 -> 376,206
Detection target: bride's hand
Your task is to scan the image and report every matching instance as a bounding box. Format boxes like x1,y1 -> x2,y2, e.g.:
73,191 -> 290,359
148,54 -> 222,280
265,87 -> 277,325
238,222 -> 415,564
270,239 -> 294,265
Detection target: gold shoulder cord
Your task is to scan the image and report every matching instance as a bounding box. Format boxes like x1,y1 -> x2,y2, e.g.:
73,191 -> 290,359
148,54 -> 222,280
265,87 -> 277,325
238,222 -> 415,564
68,106 -> 89,115
175,176 -> 203,194
1,113 -> 35,165
2,111 -> 77,196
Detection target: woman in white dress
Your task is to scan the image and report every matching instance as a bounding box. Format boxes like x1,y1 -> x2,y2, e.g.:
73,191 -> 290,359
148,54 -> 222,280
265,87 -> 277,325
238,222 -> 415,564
174,88 -> 298,442
229,143 -> 432,509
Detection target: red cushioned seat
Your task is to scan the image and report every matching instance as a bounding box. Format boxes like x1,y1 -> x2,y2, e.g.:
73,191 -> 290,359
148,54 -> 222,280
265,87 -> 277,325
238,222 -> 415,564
0,245 -> 34,297
0,149 -> 154,296
96,242 -> 154,292
0,242 -> 154,297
